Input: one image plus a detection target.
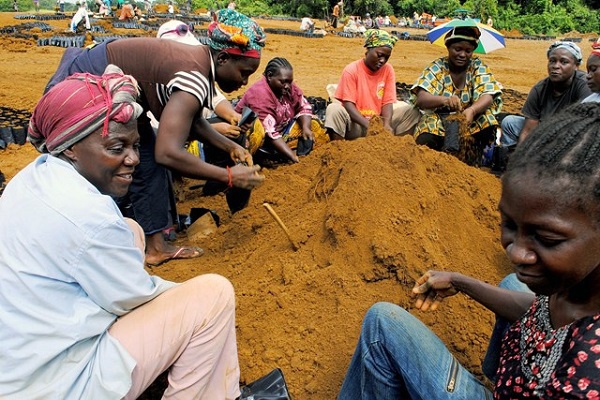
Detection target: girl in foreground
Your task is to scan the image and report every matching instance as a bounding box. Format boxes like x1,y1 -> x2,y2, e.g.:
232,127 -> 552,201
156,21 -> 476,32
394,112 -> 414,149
338,102 -> 600,399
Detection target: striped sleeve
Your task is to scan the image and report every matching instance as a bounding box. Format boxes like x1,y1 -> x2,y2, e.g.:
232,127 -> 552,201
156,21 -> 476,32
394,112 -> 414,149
156,71 -> 212,109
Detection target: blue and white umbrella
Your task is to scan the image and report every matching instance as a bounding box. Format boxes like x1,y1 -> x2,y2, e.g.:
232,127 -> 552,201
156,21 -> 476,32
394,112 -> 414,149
426,18 -> 506,54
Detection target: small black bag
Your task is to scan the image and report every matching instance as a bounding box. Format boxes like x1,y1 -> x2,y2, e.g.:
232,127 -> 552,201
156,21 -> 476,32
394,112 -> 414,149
239,368 -> 292,400
296,137 -> 314,156
442,118 -> 460,153
491,144 -> 516,174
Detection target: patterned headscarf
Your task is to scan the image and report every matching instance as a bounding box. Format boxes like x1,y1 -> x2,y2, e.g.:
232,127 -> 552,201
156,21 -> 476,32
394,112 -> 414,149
591,38 -> 600,58
364,29 -> 398,49
28,64 -> 143,155
207,9 -> 266,58
547,41 -> 583,65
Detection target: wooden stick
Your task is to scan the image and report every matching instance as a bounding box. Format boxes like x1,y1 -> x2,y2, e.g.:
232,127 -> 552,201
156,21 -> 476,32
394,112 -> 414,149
262,203 -> 299,251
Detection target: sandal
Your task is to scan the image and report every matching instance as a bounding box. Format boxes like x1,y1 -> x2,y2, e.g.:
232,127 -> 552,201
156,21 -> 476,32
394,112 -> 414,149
146,246 -> 204,267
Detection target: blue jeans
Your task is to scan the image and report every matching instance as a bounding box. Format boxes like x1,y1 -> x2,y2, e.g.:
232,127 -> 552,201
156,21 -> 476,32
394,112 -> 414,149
499,115 -> 525,147
337,302 -> 493,400
481,273 -> 531,381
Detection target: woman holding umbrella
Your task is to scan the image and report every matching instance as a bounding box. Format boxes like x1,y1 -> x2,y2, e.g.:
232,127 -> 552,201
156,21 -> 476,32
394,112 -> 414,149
409,25 -> 503,165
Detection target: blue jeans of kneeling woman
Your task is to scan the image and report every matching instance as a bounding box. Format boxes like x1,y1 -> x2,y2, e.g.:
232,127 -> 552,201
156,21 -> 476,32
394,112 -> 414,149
337,274 -> 529,399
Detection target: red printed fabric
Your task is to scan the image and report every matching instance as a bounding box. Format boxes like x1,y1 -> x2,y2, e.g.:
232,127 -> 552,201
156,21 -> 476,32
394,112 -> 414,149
28,65 -> 141,155
494,296 -> 600,399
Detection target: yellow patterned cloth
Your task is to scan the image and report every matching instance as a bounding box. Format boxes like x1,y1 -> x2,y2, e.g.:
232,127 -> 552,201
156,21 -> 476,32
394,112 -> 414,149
186,118 -> 266,157
283,118 -> 330,150
185,118 -> 327,159
246,118 -> 265,155
409,56 -> 502,137
187,139 -> 202,157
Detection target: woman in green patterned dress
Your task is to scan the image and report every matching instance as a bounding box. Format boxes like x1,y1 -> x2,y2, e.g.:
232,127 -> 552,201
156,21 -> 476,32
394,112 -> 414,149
410,26 -> 503,165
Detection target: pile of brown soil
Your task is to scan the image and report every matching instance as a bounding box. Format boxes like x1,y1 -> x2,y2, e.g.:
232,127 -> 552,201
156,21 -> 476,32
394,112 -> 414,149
159,133 -> 511,398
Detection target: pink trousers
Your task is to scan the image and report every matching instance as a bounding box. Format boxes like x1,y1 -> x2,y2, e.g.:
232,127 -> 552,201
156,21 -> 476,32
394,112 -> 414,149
110,220 -> 241,399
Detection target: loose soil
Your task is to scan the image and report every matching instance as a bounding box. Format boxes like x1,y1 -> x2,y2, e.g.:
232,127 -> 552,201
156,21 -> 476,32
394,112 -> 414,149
0,12 -> 588,399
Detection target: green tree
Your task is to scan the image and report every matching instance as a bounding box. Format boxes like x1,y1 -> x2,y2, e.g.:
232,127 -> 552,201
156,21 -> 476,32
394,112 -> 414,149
464,0 -> 498,20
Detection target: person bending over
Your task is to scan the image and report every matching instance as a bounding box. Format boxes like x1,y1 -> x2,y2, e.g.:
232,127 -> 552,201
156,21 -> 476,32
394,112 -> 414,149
44,9 -> 266,267
156,19 -> 265,159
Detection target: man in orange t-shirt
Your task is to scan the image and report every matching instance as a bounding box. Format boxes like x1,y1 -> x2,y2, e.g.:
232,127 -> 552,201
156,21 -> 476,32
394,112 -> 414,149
324,29 -> 420,140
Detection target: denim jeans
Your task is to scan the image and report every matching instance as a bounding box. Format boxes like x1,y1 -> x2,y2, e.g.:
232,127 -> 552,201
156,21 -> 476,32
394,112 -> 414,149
337,302 -> 493,400
481,273 -> 531,381
499,115 -> 525,147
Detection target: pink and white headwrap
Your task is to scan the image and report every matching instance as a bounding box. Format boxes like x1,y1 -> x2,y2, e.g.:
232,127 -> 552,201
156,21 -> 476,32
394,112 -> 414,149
592,38 -> 600,58
28,64 -> 143,155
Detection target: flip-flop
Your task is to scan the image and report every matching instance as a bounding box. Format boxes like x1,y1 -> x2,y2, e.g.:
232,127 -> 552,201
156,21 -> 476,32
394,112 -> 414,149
146,246 -> 204,267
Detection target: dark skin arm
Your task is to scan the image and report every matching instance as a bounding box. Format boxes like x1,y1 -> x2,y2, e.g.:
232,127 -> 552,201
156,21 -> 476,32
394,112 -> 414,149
462,94 -> 493,125
190,117 -> 252,165
343,100 -> 369,130
415,88 -> 460,110
298,114 -> 314,141
154,90 -> 262,189
412,270 -> 535,323
271,137 -> 299,163
211,99 -> 252,139
380,103 -> 393,132
518,118 -> 540,143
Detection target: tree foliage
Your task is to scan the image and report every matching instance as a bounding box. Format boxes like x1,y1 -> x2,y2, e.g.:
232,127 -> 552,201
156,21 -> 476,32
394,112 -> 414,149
1,0 -> 598,35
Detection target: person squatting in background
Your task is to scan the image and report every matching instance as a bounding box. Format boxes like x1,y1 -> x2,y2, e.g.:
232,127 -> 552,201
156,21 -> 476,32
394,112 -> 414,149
69,0 -> 91,32
325,29 -> 420,140
235,57 -> 329,163
500,41 -> 590,146
583,39 -> 600,103
410,26 -> 502,166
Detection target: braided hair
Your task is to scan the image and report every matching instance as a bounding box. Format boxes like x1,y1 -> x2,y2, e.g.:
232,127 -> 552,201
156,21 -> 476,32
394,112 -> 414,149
263,57 -> 292,78
504,102 -> 600,222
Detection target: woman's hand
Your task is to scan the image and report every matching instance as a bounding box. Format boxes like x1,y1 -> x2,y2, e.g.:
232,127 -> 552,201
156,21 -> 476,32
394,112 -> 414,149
462,107 -> 476,125
230,164 -> 265,190
228,144 -> 253,166
411,270 -> 459,311
211,122 -> 242,139
442,95 -> 461,111
302,127 -> 315,141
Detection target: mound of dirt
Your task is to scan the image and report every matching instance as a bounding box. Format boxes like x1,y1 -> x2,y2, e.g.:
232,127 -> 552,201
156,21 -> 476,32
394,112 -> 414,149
158,133 -> 512,398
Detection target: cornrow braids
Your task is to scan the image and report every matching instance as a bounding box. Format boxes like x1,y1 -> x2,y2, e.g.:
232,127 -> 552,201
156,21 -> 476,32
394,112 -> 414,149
504,102 -> 600,223
263,57 -> 293,78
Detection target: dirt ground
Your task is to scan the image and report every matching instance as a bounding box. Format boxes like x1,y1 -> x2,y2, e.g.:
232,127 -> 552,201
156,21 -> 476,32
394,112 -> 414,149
0,12 -> 595,399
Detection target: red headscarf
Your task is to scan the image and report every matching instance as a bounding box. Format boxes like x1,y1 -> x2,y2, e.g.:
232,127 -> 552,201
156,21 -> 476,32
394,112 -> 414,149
28,64 -> 142,155
592,38 -> 600,58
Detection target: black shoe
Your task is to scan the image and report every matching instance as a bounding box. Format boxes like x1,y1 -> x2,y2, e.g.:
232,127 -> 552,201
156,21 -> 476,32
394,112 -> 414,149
238,368 -> 291,400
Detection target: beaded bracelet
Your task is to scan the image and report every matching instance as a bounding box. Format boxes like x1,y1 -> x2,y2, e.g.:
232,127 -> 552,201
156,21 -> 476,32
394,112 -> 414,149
226,166 -> 233,188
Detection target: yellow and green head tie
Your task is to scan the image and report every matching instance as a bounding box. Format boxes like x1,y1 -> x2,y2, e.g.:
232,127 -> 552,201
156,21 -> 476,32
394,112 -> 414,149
364,29 -> 398,49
